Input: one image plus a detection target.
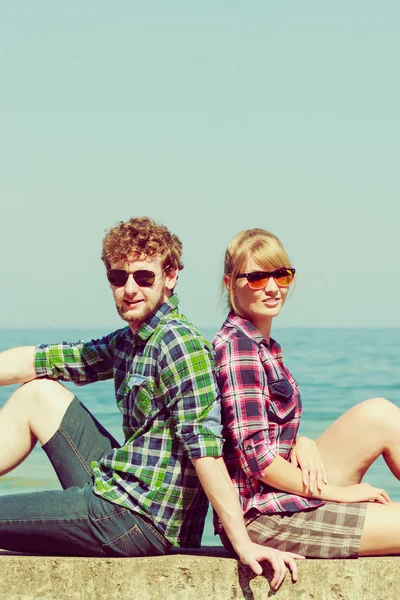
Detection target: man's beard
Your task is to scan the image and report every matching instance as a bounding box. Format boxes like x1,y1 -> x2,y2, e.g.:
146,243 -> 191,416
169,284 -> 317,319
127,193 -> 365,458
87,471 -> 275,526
115,301 -> 153,328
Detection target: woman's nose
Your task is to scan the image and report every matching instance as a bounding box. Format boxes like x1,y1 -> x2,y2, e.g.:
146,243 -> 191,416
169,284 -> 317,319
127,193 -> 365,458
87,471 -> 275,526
264,276 -> 279,292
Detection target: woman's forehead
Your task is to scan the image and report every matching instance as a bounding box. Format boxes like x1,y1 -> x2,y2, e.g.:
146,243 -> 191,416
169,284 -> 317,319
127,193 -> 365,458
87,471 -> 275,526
242,256 -> 276,271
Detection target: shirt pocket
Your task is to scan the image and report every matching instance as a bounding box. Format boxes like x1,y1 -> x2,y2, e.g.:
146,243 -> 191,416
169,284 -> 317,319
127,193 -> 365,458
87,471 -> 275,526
126,373 -> 152,419
267,377 -> 296,424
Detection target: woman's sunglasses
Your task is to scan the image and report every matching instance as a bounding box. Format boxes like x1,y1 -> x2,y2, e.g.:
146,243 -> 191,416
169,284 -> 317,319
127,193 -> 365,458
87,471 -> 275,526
236,268 -> 296,290
107,269 -> 159,288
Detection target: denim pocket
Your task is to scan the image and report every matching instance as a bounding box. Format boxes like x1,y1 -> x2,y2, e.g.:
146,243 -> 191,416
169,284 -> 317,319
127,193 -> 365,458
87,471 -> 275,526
99,521 -> 151,557
88,491 -> 169,557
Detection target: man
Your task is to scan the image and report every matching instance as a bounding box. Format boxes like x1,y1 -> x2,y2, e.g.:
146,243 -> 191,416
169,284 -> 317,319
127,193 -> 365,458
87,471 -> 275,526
0,217 -> 300,588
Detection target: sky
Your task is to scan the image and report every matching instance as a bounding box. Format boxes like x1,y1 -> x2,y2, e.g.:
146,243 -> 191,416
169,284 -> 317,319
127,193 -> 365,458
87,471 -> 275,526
1,2 -> 400,331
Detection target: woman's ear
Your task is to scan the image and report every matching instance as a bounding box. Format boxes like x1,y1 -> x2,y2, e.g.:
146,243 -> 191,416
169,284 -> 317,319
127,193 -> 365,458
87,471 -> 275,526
223,275 -> 233,293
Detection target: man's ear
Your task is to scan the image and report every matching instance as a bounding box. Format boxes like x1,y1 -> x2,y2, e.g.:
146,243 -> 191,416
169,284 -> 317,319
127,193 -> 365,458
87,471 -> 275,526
165,267 -> 179,291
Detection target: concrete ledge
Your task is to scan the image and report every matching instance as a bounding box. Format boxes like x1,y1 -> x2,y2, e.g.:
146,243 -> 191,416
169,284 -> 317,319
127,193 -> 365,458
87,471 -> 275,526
0,547 -> 399,600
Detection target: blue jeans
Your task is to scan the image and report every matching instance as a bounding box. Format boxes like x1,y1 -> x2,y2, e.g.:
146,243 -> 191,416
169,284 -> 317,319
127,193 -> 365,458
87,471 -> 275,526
0,397 -> 171,556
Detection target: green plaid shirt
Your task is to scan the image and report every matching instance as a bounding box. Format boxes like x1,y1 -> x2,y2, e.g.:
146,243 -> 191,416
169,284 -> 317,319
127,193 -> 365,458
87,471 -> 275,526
34,294 -> 223,547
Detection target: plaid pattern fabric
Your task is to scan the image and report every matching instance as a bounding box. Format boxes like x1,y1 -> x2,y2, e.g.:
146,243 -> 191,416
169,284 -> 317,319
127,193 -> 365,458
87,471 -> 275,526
35,294 -> 223,547
244,502 -> 367,559
212,313 -> 323,533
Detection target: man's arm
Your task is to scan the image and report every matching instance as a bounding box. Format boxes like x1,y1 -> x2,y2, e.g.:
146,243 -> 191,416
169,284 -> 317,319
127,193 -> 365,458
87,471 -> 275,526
159,327 -> 302,588
192,456 -> 303,590
0,347 -> 37,386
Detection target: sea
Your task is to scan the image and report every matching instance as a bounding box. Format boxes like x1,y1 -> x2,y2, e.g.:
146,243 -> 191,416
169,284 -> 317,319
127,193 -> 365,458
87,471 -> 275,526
0,327 -> 399,546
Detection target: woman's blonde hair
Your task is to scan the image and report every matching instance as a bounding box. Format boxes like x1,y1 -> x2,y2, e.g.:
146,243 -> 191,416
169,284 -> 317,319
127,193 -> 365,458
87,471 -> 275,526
223,228 -> 293,315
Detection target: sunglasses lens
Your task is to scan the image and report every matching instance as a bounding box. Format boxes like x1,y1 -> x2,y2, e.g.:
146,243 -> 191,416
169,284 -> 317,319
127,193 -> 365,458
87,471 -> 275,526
107,270 -> 128,286
247,273 -> 269,290
245,269 -> 295,289
133,270 -> 156,287
274,269 -> 294,286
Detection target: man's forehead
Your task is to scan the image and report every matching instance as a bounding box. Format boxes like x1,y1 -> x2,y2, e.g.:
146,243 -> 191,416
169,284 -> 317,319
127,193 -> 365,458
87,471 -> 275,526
111,254 -> 163,270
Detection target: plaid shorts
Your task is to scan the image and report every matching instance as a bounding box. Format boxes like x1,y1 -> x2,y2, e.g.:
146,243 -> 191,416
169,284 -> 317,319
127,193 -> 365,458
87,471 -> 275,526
245,502 -> 368,559
221,502 -> 367,559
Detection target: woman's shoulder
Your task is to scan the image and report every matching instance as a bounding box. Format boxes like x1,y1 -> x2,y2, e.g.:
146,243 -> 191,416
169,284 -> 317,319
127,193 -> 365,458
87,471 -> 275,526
213,317 -> 261,363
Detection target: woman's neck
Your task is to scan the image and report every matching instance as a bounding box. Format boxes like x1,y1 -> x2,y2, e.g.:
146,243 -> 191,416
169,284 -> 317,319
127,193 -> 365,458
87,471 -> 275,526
250,316 -> 273,343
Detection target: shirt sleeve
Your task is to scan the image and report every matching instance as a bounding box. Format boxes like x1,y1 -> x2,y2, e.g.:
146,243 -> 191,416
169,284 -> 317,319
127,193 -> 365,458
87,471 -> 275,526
157,325 -> 224,459
34,331 -> 118,385
215,335 -> 276,479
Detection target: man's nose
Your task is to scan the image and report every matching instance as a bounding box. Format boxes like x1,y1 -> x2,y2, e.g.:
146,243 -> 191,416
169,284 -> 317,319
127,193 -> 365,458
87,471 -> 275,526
124,273 -> 140,294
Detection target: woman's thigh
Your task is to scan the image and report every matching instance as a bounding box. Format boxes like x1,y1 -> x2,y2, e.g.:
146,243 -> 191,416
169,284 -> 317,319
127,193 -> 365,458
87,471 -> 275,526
42,396 -> 120,489
315,398 -> 400,485
359,501 -> 400,556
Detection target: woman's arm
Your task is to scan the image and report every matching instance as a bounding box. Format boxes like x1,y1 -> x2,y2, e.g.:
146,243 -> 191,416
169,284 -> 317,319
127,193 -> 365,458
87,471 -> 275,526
216,335 -> 389,505
261,453 -> 390,503
215,336 -> 277,479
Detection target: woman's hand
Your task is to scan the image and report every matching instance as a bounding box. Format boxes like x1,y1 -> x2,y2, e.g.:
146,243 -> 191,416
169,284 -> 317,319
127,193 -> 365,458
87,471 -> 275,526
339,482 -> 391,504
237,542 -> 304,590
290,436 -> 327,493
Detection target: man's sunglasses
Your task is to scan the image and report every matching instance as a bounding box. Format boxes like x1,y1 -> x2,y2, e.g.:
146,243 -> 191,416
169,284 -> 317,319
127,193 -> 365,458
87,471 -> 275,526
107,269 -> 161,288
236,268 -> 296,290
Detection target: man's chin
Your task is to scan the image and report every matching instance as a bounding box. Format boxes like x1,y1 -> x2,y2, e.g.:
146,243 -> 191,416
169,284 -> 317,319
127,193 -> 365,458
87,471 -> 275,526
117,306 -> 149,327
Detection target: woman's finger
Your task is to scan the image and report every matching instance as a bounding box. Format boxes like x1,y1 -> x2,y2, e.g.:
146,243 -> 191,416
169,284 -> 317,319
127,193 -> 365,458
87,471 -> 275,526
316,466 -> 324,492
308,464 -> 316,492
290,449 -> 298,466
377,489 -> 390,504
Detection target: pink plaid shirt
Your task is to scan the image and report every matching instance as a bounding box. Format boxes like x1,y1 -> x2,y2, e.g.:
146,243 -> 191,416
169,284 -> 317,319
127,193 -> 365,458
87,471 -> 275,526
212,313 -> 323,533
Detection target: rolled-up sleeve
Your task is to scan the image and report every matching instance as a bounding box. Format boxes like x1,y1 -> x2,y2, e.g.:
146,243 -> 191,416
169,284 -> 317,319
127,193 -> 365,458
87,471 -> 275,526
215,336 -> 276,479
34,333 -> 117,385
158,327 -> 224,459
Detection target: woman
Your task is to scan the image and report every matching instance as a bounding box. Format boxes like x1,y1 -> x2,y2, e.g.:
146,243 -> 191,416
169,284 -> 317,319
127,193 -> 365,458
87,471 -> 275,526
213,227 -> 400,559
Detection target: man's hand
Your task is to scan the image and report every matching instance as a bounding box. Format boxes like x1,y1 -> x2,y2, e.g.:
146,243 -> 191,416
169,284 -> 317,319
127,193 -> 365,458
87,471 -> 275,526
191,456 -> 303,590
237,542 -> 304,590
290,436 -> 327,493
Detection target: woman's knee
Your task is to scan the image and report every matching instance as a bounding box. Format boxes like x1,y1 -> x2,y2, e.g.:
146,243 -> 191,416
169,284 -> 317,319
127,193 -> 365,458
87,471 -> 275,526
355,397 -> 396,420
354,397 -> 400,439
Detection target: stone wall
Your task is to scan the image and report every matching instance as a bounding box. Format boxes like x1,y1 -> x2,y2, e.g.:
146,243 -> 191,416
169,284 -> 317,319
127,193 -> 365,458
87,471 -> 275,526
0,547 -> 399,600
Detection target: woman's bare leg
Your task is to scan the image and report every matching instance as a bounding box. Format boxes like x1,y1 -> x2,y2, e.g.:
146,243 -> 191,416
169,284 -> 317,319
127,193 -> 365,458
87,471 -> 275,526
359,502 -> 400,555
316,397 -> 400,486
0,378 -> 74,475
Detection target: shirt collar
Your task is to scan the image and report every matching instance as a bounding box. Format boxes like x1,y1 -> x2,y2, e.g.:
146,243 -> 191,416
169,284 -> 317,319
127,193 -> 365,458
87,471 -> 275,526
134,293 -> 180,342
224,312 -> 277,349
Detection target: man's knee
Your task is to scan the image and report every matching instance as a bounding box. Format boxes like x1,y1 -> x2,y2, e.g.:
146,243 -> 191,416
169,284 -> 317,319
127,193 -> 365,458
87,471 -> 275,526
21,378 -> 73,402
19,379 -> 74,445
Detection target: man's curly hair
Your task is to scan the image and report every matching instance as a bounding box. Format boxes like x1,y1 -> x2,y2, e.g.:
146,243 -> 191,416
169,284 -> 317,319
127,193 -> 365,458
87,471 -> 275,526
101,216 -> 184,272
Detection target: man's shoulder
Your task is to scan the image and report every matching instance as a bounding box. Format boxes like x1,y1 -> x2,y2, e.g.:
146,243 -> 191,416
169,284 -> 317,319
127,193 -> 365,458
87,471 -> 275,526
152,312 -> 212,352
